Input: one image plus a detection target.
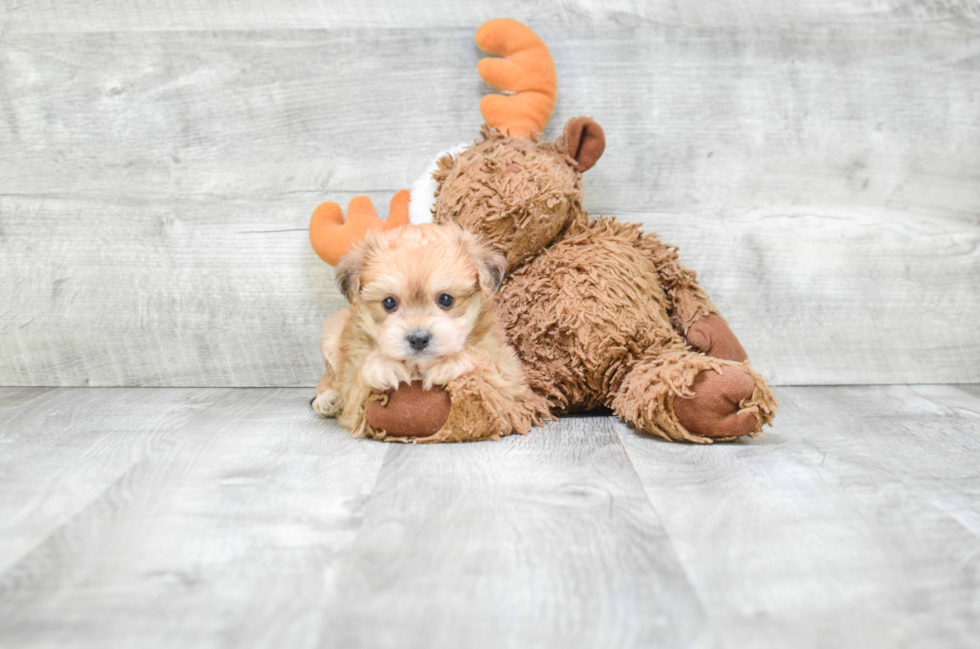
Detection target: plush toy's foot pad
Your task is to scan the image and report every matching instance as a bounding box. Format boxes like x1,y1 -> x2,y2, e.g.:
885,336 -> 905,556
685,315 -> 748,363
365,381 -> 451,438
673,367 -> 758,439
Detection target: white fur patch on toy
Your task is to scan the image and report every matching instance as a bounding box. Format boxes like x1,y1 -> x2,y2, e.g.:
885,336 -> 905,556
408,142 -> 470,224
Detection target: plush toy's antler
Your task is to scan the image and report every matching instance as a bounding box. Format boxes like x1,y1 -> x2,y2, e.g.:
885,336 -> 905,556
309,190 -> 410,266
476,18 -> 557,138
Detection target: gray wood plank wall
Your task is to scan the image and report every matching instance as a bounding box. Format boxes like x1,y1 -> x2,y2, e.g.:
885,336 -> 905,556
2,1 -> 978,387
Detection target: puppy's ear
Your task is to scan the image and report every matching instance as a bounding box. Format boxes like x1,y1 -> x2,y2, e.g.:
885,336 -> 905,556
334,248 -> 364,303
461,230 -> 507,294
335,233 -> 378,303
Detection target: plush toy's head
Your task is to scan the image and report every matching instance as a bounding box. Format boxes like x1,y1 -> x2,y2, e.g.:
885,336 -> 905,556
430,19 -> 606,269
432,119 -> 602,268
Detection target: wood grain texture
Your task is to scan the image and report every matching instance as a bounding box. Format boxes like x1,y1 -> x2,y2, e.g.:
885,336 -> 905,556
3,0 -> 979,32
1,2 -> 978,386
319,414 -> 714,649
0,388 -> 388,648
0,387 -> 225,574
956,383 -> 980,400
616,384 -> 980,649
2,385 -> 979,647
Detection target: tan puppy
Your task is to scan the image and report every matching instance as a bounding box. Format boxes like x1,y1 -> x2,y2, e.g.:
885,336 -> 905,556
312,223 -> 533,437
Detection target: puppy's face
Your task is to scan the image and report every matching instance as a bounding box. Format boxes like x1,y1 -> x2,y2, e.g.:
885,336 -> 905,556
336,223 -> 505,364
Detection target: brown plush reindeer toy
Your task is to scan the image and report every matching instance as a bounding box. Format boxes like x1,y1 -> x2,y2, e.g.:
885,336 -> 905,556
315,18 -> 777,443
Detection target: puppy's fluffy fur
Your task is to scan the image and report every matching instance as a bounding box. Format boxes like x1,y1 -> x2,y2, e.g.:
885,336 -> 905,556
312,223 -> 534,436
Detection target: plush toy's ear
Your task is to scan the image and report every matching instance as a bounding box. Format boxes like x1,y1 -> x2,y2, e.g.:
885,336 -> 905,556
562,117 -> 605,172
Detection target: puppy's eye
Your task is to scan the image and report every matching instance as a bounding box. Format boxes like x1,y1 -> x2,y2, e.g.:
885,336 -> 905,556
437,293 -> 454,308
382,296 -> 398,312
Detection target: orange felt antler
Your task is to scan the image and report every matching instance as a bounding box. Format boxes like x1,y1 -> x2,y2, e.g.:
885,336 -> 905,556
476,18 -> 557,139
309,189 -> 409,266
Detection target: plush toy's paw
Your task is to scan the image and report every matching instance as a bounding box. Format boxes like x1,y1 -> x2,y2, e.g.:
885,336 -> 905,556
365,381 -> 452,438
686,316 -> 748,363
673,367 -> 758,439
312,388 -> 342,418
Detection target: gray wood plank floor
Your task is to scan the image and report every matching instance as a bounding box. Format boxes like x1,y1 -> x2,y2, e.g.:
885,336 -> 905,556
1,385 -> 978,649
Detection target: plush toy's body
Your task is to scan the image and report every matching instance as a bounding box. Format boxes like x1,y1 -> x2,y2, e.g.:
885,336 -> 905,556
429,124 -> 776,442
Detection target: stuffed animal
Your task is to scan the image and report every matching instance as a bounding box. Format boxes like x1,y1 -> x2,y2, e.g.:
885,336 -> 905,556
318,18 -> 777,443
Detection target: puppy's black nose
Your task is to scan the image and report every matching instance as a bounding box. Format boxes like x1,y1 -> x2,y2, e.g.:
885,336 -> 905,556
406,331 -> 431,352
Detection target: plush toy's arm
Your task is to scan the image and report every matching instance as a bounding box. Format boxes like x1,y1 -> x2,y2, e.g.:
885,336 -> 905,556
364,373 -> 551,443
636,233 -> 749,362
635,232 -> 718,332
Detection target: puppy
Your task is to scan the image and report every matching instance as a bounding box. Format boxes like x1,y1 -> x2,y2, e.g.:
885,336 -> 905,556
312,222 -> 532,436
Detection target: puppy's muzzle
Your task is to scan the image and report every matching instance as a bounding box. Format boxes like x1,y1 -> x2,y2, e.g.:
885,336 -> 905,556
406,330 -> 431,353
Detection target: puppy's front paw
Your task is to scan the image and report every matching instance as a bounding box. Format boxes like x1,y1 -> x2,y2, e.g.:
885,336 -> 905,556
312,388 -> 342,417
421,356 -> 474,390
361,356 -> 411,391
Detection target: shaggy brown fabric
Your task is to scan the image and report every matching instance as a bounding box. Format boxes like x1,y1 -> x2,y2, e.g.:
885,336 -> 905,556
612,352 -> 774,444
427,118 -> 778,442
434,125 -> 581,270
